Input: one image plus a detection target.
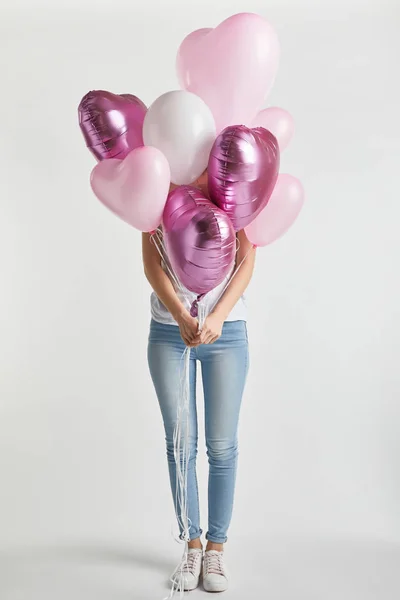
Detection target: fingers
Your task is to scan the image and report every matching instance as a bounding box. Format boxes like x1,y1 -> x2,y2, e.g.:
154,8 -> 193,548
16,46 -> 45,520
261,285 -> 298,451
188,331 -> 202,347
188,331 -> 201,344
203,332 -> 220,345
185,320 -> 200,339
180,327 -> 195,346
198,329 -> 208,344
187,333 -> 220,346
185,338 -> 200,347
199,326 -> 214,343
182,323 -> 220,346
182,332 -> 202,347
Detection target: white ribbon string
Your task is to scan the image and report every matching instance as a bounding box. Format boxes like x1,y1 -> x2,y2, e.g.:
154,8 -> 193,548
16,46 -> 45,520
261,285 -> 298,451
151,230 -> 254,600
151,229 -> 189,302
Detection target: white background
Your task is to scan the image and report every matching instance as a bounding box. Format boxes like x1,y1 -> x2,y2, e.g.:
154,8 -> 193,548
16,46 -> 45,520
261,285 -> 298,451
0,0 -> 399,598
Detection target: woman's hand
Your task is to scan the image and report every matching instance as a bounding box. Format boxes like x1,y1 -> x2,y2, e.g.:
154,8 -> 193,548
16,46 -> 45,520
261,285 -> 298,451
199,312 -> 224,345
176,310 -> 202,347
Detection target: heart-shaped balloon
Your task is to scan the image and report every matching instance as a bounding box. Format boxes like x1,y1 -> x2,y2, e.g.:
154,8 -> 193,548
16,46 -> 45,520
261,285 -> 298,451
208,125 -> 280,231
78,90 -> 147,161
251,107 -> 295,151
177,13 -> 280,133
245,174 -> 305,246
90,146 -> 170,232
162,186 -> 236,295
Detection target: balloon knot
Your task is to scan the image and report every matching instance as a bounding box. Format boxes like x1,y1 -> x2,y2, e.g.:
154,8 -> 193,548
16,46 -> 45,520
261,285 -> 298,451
190,299 -> 198,318
189,294 -> 205,318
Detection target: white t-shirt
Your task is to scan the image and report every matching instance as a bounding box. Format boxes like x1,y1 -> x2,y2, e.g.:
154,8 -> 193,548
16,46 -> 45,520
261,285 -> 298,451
150,259 -> 247,326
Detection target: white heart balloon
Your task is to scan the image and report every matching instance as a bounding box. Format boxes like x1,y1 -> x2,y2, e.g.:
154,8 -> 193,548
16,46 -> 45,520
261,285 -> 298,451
143,90 -> 216,185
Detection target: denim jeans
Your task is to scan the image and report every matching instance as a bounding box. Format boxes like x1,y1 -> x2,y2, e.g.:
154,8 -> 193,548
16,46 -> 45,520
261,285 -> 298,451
147,318 -> 249,544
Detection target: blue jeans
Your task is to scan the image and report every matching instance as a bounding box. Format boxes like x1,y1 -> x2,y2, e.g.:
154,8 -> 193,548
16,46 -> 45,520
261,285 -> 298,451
147,318 -> 249,544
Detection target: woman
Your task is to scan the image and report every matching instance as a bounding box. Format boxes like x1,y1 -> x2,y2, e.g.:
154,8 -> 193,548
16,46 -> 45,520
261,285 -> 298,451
142,170 -> 255,593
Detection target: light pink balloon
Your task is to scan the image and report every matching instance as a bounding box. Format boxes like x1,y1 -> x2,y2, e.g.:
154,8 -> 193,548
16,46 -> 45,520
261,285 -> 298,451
245,174 -> 304,246
251,107 -> 295,151
90,146 -> 170,232
177,13 -> 280,134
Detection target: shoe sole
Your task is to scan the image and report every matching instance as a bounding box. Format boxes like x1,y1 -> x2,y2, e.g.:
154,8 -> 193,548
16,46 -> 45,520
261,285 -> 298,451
185,580 -> 200,591
203,581 -> 228,593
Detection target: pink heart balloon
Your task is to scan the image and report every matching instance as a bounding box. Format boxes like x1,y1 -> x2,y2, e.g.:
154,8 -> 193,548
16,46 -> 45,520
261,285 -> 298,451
208,125 -> 280,231
245,174 -> 305,246
78,90 -> 147,161
251,107 -> 295,151
162,186 -> 236,295
90,146 -> 170,232
177,13 -> 280,133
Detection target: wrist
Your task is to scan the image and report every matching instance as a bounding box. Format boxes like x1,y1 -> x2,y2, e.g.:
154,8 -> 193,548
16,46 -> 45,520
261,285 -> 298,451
172,305 -> 190,323
210,306 -> 228,322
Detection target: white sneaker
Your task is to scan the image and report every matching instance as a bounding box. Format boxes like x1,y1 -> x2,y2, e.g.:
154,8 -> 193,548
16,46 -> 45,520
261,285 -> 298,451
203,550 -> 229,592
170,547 -> 203,591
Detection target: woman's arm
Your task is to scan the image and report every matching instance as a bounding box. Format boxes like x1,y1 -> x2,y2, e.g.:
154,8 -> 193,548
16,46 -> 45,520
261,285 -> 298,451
142,232 -> 201,346
199,229 -> 256,344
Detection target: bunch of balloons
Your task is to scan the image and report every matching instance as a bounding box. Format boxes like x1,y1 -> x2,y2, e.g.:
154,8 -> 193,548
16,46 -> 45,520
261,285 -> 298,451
78,12 -> 304,295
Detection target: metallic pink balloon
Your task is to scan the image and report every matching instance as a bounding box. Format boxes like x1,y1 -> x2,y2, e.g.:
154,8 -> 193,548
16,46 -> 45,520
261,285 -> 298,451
207,125 -> 280,231
162,186 -> 236,295
78,90 -> 147,160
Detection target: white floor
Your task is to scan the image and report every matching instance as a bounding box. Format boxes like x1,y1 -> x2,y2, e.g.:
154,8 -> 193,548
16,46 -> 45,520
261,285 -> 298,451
1,534 -> 399,600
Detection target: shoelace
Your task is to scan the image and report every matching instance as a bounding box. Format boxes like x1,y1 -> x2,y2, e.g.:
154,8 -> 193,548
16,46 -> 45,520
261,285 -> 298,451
204,551 -> 225,576
176,551 -> 201,576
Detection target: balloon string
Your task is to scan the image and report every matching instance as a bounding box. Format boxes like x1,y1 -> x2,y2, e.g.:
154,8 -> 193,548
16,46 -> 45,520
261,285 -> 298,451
163,346 -> 191,600
154,233 -> 254,600
150,230 -> 191,312
151,229 -> 193,599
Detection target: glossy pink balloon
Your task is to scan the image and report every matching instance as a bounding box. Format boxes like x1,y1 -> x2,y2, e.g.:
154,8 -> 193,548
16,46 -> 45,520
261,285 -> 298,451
90,146 -> 170,232
251,107 -> 295,151
245,174 -> 304,246
177,13 -> 280,133
78,90 -> 147,160
208,125 -> 280,231
162,186 -> 236,295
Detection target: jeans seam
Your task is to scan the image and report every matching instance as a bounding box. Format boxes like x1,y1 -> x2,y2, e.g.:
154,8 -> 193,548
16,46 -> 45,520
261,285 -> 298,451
194,463 -> 201,537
